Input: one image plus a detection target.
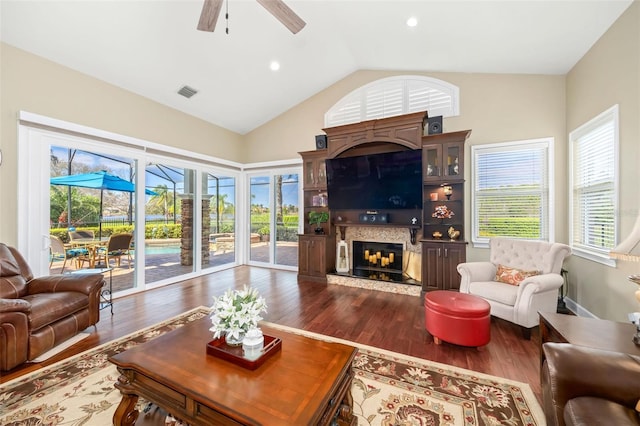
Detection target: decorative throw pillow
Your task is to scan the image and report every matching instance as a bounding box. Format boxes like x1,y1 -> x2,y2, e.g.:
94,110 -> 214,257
495,264 -> 540,286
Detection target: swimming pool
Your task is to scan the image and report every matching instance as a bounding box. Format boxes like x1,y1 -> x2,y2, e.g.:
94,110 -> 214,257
144,245 -> 181,255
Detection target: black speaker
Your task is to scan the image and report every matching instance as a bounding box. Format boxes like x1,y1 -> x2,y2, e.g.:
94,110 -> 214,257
358,213 -> 388,223
315,135 -> 327,150
427,116 -> 443,135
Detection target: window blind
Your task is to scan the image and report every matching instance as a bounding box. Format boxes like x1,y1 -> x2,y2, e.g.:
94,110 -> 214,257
571,114 -> 616,255
473,140 -> 551,242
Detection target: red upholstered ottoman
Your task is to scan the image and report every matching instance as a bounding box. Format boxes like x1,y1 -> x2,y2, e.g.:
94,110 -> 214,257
424,290 -> 491,348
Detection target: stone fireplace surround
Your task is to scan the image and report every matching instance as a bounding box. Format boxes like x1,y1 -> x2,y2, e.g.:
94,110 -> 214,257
327,226 -> 422,297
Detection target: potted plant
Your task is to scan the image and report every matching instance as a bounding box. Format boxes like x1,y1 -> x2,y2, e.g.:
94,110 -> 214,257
308,211 -> 329,234
257,226 -> 270,242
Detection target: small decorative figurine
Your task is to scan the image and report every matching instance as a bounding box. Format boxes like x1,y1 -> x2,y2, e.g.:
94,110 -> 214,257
448,226 -> 460,240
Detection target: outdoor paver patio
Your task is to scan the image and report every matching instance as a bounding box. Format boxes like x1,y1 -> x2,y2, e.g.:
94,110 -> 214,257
50,242 -> 298,293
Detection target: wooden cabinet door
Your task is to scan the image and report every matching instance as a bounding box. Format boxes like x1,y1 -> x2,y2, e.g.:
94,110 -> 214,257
421,242 -> 443,292
298,235 -> 333,282
442,243 -> 465,290
308,237 -> 327,276
301,151 -> 327,190
421,241 -> 466,292
422,141 -> 464,182
442,142 -> 463,182
298,236 -> 312,277
422,144 -> 444,182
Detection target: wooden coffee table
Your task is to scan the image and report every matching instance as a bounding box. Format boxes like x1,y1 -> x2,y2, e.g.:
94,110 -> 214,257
109,317 -> 357,426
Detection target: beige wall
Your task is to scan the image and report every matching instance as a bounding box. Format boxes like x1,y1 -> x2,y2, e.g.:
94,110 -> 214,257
245,69 -> 568,253
243,70 -> 567,164
565,1 -> 640,320
0,42 -> 244,245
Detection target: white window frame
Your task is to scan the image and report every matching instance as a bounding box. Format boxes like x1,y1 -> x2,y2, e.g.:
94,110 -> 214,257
471,138 -> 554,248
325,75 -> 460,128
243,165 -> 302,271
17,111 -> 247,291
569,105 -> 619,266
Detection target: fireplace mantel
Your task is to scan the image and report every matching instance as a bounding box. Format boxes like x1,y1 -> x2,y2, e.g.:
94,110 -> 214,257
336,223 -> 419,245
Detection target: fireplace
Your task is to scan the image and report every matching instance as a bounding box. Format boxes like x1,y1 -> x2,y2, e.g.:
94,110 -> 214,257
328,226 -> 422,295
352,241 -> 404,282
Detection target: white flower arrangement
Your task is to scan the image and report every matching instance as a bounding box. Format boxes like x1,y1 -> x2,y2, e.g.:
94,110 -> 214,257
209,285 -> 268,341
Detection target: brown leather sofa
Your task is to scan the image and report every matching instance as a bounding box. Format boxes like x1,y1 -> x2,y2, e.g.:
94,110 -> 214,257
0,243 -> 104,371
542,342 -> 640,426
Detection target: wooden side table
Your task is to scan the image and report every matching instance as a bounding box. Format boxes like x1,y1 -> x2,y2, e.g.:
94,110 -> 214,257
68,267 -> 113,314
539,311 -> 640,367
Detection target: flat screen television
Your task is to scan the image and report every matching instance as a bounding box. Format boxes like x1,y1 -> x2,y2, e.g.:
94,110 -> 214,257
326,149 -> 422,210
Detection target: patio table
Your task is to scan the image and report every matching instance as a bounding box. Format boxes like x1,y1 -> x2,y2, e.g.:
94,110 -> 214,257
69,238 -> 108,268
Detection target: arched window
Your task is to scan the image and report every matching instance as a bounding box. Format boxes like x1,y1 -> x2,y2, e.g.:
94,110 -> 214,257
325,75 -> 460,127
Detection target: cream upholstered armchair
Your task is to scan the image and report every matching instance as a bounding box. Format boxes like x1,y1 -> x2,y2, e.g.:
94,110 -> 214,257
456,238 -> 571,339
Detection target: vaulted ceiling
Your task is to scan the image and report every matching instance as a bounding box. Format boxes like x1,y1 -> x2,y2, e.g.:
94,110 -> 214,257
0,1 -> 633,134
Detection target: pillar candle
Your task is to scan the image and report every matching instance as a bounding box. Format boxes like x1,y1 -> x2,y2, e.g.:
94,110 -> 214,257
389,252 -> 394,263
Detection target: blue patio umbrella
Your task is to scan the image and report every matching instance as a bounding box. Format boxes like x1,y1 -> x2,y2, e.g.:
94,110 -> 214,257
50,171 -> 157,238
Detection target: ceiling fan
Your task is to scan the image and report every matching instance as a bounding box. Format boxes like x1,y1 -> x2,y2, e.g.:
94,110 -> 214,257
197,0 -> 306,34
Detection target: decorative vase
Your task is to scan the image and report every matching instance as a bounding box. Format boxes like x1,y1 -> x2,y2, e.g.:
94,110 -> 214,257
243,328 -> 264,360
225,331 -> 245,347
314,227 -> 324,234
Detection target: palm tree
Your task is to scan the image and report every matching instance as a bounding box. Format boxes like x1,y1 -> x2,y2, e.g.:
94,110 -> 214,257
149,184 -> 171,223
275,175 -> 283,224
210,193 -> 232,232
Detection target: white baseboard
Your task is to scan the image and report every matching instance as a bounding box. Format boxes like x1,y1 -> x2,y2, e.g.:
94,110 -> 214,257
563,297 -> 598,319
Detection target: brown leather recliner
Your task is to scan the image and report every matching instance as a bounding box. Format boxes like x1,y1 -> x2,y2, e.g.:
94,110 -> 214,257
0,243 -> 104,371
542,342 -> 640,426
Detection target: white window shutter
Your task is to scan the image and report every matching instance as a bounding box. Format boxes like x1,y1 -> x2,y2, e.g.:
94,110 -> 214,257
325,76 -> 459,128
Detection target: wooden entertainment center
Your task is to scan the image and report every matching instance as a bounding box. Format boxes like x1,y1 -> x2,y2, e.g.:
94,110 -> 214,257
298,111 -> 471,293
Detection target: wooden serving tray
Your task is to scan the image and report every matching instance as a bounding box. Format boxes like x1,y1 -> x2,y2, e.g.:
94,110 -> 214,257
206,334 -> 282,370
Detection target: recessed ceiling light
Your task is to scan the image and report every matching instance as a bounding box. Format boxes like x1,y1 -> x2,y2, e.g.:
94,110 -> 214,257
407,17 -> 418,27
270,61 -> 280,71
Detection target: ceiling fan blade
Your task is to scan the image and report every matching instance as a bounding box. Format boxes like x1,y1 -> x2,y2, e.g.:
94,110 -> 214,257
197,0 -> 223,32
256,0 -> 306,34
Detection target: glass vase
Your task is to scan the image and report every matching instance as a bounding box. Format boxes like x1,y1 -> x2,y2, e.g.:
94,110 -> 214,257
224,331 -> 245,347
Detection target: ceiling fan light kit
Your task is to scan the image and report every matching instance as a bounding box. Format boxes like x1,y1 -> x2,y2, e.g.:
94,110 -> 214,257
197,0 -> 305,34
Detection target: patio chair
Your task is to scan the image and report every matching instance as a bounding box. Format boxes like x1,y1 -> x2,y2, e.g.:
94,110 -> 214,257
95,233 -> 134,268
49,235 -> 85,272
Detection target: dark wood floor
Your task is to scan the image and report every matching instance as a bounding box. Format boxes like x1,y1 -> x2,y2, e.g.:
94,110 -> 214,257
1,265 -> 543,403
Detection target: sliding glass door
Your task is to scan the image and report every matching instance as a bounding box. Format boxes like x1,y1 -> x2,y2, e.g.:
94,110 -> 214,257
205,173 -> 237,270
248,170 -> 300,268
49,145 -> 139,292
144,162 -> 196,285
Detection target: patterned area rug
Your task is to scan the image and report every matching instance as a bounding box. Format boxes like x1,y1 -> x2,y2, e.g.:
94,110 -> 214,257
0,308 -> 543,425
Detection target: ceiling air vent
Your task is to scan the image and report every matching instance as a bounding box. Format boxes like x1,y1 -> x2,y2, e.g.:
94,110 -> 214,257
178,85 -> 198,99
